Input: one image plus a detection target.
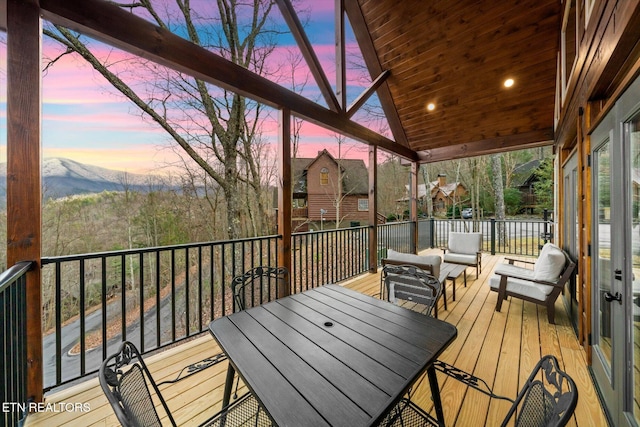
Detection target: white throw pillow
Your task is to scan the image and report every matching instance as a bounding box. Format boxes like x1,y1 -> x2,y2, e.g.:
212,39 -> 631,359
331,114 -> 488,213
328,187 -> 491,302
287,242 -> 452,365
533,243 -> 565,282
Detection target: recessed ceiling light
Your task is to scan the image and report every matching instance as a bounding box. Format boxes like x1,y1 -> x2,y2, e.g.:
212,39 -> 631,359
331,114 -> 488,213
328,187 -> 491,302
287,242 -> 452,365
427,103 -> 436,111
504,78 -> 514,88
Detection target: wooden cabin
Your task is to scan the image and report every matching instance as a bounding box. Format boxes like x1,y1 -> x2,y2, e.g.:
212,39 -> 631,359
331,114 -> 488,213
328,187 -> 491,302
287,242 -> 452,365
430,174 -> 468,215
292,149 -> 370,230
2,0 -> 640,425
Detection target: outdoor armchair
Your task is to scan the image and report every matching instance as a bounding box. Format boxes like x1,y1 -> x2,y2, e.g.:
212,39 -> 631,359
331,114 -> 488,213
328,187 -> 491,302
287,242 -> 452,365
381,249 -> 441,299
99,341 -> 272,427
442,232 -> 483,278
375,263 -> 445,427
489,243 -> 576,324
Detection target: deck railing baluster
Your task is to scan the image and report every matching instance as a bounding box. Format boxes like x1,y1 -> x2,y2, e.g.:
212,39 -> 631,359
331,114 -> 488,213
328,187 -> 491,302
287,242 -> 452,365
80,259 -> 86,375
37,222 -> 546,391
139,252 -> 145,352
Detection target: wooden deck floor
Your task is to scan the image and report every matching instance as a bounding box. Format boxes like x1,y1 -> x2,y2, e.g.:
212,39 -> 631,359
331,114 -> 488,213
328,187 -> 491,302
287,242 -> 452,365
26,251 -> 608,426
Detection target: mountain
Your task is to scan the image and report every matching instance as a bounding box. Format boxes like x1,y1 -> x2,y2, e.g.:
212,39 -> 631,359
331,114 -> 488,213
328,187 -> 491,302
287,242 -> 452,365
0,158 -> 169,201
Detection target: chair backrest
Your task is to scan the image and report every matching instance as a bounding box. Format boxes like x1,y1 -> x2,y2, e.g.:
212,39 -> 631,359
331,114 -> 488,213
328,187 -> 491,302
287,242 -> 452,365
383,249 -> 442,278
382,264 -> 442,316
502,355 -> 578,427
232,266 -> 290,312
99,341 -> 177,427
448,232 -> 482,254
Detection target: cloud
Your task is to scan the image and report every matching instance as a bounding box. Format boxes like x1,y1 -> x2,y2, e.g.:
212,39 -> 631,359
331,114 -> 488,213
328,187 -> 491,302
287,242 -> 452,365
28,2 -> 378,173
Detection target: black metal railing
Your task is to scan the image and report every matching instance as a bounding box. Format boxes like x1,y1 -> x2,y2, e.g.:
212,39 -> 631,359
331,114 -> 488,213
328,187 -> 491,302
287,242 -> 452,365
291,226 -> 369,293
378,221 -> 413,254
40,236 -> 279,391
37,216 -> 551,391
1,261 -> 35,427
429,218 -> 551,256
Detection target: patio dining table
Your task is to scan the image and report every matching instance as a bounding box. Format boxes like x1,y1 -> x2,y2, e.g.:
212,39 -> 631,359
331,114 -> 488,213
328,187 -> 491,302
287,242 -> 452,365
208,284 -> 457,426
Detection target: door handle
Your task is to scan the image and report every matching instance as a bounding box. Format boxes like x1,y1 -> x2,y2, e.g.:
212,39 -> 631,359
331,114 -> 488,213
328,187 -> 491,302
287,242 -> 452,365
603,291 -> 622,304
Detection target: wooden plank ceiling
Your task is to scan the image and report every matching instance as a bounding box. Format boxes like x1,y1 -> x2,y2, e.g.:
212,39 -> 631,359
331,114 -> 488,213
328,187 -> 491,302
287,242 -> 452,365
350,0 -> 561,162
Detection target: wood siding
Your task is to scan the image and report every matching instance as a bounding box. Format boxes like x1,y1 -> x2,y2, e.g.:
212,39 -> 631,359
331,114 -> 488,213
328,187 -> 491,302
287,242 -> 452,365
304,151 -> 369,224
555,0 -> 640,358
307,194 -> 369,223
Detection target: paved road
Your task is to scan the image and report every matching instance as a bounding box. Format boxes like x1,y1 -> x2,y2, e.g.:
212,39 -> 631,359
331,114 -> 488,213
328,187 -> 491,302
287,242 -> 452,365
42,284 -> 192,389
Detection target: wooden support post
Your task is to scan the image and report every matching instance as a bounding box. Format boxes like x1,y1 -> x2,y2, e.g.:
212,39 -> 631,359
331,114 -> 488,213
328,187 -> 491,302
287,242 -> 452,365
578,107 -> 591,359
410,161 -> 419,254
368,145 -> 378,272
335,0 -> 346,110
277,108 -> 292,298
7,0 -> 43,402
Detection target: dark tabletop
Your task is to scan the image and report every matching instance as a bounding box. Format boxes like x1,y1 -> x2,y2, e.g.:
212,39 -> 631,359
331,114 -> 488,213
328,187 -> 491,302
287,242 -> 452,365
208,284 -> 457,427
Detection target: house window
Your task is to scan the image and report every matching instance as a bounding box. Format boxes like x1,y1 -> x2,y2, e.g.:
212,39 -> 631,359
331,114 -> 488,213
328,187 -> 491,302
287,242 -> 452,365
292,198 -> 306,208
320,167 -> 329,185
358,199 -> 369,211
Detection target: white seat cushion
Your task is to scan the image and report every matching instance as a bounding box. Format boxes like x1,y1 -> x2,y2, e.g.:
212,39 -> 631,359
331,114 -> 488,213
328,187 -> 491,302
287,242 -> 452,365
533,243 -> 566,282
386,249 -> 441,278
493,263 -> 535,281
443,253 -> 476,266
489,274 -> 554,301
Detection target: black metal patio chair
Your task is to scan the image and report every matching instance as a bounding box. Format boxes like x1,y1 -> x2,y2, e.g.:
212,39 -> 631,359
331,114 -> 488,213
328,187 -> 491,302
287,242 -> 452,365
99,341 -> 272,427
381,264 -> 442,317
378,355 -> 577,427
375,264 -> 444,426
228,266 -> 290,399
231,266 -> 290,312
434,354 -> 578,427
377,395 -> 440,427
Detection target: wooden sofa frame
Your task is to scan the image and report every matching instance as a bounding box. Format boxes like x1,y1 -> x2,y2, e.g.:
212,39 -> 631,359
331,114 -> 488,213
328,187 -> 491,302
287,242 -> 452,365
493,250 -> 576,324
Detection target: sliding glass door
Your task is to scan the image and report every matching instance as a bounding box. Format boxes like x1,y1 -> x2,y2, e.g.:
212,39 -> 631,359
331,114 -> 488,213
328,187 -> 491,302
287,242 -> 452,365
591,75 -> 640,427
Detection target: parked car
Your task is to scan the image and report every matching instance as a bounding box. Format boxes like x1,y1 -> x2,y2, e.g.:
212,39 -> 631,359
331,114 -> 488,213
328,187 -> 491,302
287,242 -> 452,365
461,208 -> 473,219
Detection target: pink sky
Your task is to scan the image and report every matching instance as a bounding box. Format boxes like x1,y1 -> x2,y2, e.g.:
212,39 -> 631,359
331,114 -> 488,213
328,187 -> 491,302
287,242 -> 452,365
0,2 -> 389,173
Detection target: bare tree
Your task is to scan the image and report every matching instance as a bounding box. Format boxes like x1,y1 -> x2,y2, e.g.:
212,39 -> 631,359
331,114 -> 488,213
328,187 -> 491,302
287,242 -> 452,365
118,172 -> 139,297
420,164 -> 433,217
283,48 -> 312,159
491,154 -> 506,243
377,156 -> 408,220
327,135 -> 368,228
43,0 -> 282,239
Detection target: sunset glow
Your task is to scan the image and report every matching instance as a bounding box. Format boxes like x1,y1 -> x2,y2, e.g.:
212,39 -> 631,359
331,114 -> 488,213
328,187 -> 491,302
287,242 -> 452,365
0,1 -> 389,173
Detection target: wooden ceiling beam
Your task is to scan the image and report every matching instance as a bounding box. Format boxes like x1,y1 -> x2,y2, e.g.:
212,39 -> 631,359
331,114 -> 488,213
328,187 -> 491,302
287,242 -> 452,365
418,129 -> 554,163
347,70 -> 390,118
344,0 -> 409,147
275,0 -> 341,113
38,0 -> 418,161
335,0 -> 347,110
